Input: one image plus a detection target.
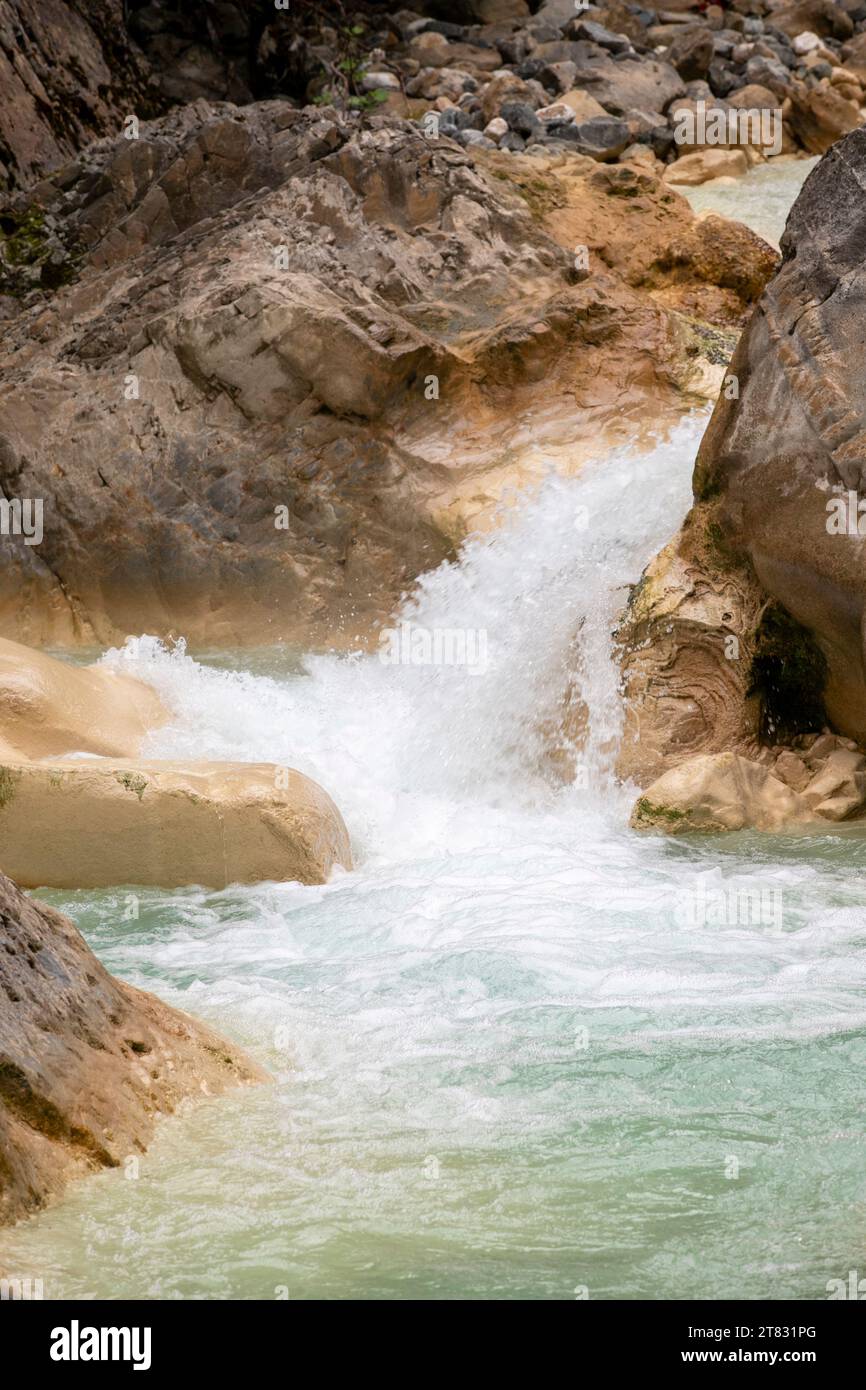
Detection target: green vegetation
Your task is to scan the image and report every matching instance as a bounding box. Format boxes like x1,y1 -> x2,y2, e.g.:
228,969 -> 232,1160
116,772 -> 149,801
0,766 -> 20,810
0,207 -> 78,296
633,797 -> 687,826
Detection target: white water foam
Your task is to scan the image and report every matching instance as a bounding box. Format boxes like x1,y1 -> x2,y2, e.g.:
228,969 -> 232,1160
100,414 -> 701,865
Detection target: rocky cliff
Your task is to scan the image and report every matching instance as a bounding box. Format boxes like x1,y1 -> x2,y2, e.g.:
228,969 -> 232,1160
0,96 -> 775,647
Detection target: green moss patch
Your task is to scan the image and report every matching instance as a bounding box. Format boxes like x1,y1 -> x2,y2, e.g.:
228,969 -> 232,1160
116,772 -> 148,801
0,765 -> 20,809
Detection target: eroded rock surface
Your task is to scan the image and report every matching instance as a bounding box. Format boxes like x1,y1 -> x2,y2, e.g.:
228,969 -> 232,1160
0,636 -> 165,761
0,103 -> 774,648
0,869 -> 266,1227
619,127 -> 866,809
0,758 -> 352,889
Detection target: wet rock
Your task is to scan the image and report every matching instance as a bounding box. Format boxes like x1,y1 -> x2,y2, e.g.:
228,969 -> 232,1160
630,753 -> 812,833
801,748 -> 866,818
0,868 -> 266,1227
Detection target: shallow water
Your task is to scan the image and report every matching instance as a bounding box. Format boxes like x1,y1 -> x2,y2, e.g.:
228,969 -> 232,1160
5,158 -> 853,1303
681,155 -> 819,249
6,413 -> 865,1302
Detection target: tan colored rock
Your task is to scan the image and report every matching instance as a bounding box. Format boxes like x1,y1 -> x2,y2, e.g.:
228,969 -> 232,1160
0,759 -> 351,889
801,748 -> 866,819
773,749 -> 812,791
0,107 -> 777,648
664,148 -> 750,184
481,72 -> 535,122
630,752 -> 812,833
786,80 -> 861,154
0,868 -> 267,1227
558,89 -> 610,121
840,30 -> 866,82
619,128 -> 866,780
0,636 -> 166,762
616,527 -> 764,785
727,84 -> 784,111
771,0 -> 854,41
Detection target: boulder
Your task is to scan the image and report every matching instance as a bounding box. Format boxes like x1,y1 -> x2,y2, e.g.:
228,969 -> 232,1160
0,868 -> 266,1226
769,0 -> 854,40
0,636 -> 165,762
0,104 -> 774,646
630,752 -> 812,832
840,30 -> 866,81
727,83 -> 784,109
547,116 -> 632,159
786,80 -> 861,153
564,52 -> 687,115
557,88 -> 611,120
619,127 -> 866,775
666,28 -> 716,81
664,147 -> 750,182
0,759 -> 352,889
567,20 -> 633,53
800,747 -> 866,818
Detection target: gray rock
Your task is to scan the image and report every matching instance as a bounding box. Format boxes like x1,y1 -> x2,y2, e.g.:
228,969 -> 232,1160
566,20 -> 634,53
501,99 -> 544,136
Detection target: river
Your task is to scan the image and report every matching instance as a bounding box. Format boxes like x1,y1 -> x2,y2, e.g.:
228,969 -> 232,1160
6,156 -> 858,1303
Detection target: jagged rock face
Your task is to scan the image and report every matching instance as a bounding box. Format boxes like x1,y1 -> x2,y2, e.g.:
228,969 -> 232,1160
0,870 -> 266,1226
693,128 -> 866,742
619,127 -> 866,786
0,0 -> 156,191
0,103 -> 774,648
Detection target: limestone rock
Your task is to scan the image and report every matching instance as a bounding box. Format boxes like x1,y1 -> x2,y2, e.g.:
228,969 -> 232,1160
0,868 -> 267,1227
0,636 -> 165,762
0,105 -> 774,648
619,127 -> 866,784
557,88 -> 611,121
801,748 -> 866,819
691,127 -> 866,742
664,147 -> 750,183
630,752 -> 812,832
786,80 -> 861,154
0,759 -> 352,889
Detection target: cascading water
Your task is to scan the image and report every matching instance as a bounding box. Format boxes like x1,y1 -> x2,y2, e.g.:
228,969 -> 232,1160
4,160 -> 863,1301
5,407 -> 866,1301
